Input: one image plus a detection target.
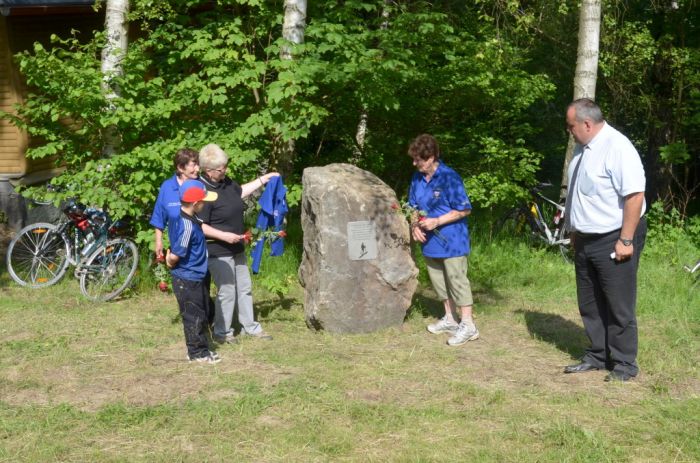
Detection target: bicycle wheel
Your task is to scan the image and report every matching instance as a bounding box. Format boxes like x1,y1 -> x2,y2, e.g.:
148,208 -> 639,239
79,238 -> 139,301
6,222 -> 71,288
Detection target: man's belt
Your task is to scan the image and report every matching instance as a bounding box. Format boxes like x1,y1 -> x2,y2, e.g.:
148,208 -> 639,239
575,229 -> 618,239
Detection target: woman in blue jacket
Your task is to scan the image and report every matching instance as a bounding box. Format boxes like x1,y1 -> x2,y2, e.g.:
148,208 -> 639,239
408,134 -> 479,346
150,149 -> 200,260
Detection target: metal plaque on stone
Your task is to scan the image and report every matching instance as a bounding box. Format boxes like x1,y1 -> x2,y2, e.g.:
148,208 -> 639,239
347,220 -> 377,261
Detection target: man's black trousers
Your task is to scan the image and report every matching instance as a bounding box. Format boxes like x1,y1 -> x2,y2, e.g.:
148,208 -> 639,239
574,218 -> 646,377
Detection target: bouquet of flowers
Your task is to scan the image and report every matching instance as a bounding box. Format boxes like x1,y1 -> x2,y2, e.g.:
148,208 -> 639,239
153,255 -> 170,292
243,228 -> 287,246
392,201 -> 425,224
392,201 -> 447,244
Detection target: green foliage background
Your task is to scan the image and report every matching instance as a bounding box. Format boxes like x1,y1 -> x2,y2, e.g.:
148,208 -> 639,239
1,0 -> 698,243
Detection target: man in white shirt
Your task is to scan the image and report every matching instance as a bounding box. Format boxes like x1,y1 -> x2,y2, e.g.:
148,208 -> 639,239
563,98 -> 647,382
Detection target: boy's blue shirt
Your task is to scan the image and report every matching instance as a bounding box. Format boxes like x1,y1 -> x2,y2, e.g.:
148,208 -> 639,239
169,210 -> 208,281
150,174 -> 181,232
408,162 -> 472,258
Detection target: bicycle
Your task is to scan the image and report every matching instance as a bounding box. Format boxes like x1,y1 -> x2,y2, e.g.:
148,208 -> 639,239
496,182 -> 572,263
684,258 -> 700,288
6,199 -> 139,301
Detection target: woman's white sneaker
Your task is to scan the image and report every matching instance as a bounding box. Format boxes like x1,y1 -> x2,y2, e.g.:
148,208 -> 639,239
447,322 -> 479,346
427,317 -> 459,334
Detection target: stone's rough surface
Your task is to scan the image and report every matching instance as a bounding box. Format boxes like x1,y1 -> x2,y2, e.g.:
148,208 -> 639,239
299,163 -> 418,333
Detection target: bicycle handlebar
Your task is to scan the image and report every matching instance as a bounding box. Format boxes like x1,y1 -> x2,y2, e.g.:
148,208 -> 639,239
530,182 -> 568,196
529,182 -> 552,194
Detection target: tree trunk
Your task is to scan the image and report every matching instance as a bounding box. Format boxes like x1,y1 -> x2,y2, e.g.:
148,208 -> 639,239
350,111 -> 368,163
560,0 -> 601,199
100,0 -> 129,157
272,0 -> 306,176
351,1 -> 390,164
281,0 -> 306,60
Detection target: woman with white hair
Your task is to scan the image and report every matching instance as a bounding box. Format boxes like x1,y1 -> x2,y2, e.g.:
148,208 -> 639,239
198,143 -> 279,343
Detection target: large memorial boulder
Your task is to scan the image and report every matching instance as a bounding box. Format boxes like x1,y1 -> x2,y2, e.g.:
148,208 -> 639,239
299,163 -> 418,333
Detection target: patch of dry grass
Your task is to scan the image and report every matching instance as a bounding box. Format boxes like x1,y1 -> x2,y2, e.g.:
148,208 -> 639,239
0,245 -> 698,462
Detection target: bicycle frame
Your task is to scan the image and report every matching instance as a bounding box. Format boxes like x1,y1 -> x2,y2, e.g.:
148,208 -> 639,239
73,230 -> 111,278
62,201 -> 115,260
53,221 -> 83,267
495,183 -> 573,264
528,191 -> 569,246
684,259 -> 700,274
47,219 -> 97,263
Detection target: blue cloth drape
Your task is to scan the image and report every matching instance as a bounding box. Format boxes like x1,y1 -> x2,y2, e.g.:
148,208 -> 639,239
251,176 -> 288,274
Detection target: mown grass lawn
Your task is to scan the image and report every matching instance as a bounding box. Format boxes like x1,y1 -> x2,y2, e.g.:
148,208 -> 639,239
0,238 -> 698,462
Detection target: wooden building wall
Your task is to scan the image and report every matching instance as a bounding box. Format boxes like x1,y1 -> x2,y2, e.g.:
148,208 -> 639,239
0,9 -> 102,182
0,15 -> 26,177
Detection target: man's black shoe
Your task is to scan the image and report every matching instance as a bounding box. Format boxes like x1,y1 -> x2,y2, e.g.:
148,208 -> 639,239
604,371 -> 634,382
564,362 -> 600,374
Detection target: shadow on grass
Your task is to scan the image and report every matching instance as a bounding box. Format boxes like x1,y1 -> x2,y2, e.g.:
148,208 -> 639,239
256,296 -> 298,319
409,292 -> 445,319
516,309 -> 588,359
179,286 -> 299,332
409,281 -> 506,320
0,245 -> 10,289
168,296 -> 298,331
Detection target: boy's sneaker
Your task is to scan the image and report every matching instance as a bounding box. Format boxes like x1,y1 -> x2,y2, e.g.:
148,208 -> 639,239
447,321 -> 479,346
427,317 -> 459,334
189,353 -> 221,364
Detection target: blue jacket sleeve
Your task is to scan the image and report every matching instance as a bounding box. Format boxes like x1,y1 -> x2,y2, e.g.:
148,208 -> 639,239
446,172 -> 471,211
169,218 -> 191,259
150,183 -> 168,230
250,237 -> 265,274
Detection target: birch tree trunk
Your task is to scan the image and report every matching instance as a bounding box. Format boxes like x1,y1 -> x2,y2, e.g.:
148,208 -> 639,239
351,112 -> 368,163
281,0 -> 306,60
560,0 -> 601,199
350,1 -> 390,164
100,0 -> 129,157
273,0 -> 306,175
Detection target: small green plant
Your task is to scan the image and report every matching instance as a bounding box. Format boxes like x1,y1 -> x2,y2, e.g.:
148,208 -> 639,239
152,256 -> 169,292
249,236 -> 299,298
644,201 -> 700,267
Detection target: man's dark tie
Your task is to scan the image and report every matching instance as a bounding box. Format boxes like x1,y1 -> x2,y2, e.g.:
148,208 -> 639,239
564,146 -> 586,231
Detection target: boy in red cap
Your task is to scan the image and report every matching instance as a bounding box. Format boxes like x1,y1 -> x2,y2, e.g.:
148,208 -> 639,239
166,180 -> 220,364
